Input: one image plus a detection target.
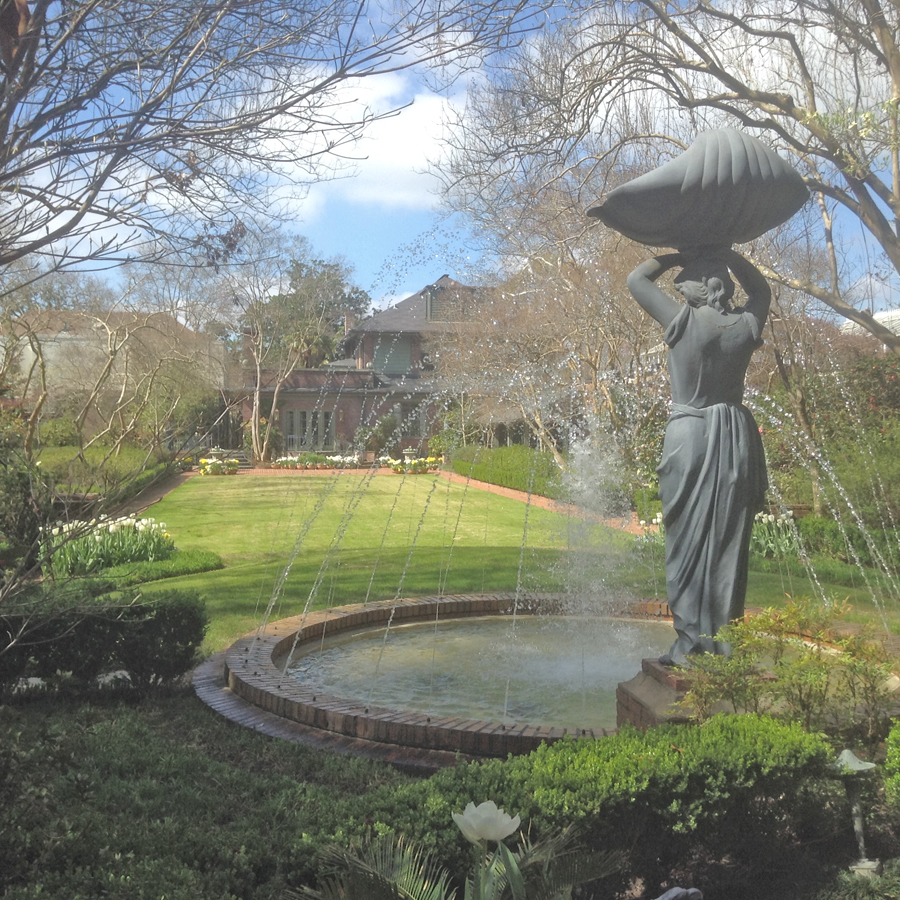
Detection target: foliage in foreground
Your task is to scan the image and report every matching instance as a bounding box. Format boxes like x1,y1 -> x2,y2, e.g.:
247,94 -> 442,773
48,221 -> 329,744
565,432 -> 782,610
0,697 -> 841,900
0,696 -> 409,900
328,714 -> 834,897
294,825 -> 623,900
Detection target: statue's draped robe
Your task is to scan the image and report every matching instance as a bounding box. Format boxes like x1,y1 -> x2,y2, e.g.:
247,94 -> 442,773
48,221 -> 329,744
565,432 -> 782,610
658,304 -> 768,663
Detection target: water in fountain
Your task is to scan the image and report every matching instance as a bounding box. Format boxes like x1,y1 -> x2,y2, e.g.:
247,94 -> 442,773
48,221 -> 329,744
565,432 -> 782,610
286,615 -> 672,730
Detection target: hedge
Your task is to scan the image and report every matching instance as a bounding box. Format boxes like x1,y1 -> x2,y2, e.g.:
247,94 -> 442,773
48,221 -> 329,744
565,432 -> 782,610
100,548 -> 224,588
797,516 -> 900,570
316,714 -> 833,894
450,445 -> 564,499
0,588 -> 208,691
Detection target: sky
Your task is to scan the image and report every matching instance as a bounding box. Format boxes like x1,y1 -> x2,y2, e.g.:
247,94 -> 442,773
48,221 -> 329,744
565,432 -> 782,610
280,70 -> 480,310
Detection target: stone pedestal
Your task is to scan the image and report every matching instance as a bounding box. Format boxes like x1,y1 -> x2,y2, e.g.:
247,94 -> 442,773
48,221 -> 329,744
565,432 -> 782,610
616,658 -> 694,730
850,859 -> 883,879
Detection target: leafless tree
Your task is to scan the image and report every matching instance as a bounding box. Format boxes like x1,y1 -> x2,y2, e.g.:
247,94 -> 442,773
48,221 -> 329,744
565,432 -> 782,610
438,0 -> 900,352
211,229 -> 368,462
434,209 -> 665,474
1,272 -> 225,463
0,0 -> 544,287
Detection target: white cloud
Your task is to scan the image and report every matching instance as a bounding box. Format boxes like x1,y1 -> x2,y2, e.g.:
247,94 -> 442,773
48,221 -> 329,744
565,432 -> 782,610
299,71 -> 462,220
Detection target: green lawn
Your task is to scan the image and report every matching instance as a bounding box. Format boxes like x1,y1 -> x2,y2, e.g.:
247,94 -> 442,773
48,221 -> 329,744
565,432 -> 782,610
37,445 -> 163,490
140,473 -> 639,650
134,472 -> 898,651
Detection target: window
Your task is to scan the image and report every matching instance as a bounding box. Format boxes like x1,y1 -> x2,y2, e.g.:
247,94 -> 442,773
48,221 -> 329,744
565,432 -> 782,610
283,408 -> 334,450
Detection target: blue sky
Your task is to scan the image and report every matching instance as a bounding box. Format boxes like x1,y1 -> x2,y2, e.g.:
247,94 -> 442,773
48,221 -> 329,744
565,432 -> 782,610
281,70 -> 479,310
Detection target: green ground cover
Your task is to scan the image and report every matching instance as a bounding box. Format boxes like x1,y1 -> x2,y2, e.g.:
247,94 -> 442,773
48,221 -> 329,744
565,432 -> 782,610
37,445 -> 162,485
133,473 -> 897,651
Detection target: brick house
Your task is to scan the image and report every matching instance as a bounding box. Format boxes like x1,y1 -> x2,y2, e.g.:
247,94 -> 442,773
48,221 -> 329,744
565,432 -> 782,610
246,275 -> 480,456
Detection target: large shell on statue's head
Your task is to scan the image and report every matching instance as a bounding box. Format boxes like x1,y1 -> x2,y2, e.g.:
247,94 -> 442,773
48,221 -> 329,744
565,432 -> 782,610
587,129 -> 808,250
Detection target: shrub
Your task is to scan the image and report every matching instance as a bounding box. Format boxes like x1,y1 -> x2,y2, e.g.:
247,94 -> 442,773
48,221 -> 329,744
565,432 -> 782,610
813,860 -> 900,900
450,446 -> 564,499
795,515 -> 900,571
883,722 -> 900,810
39,416 -> 80,447
101,549 -> 223,588
116,590 -> 209,689
317,715 -> 831,894
36,447 -> 172,499
681,600 -> 896,748
0,588 -> 207,693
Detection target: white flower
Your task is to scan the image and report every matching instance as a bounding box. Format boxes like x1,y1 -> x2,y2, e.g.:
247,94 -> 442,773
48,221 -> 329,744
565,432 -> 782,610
639,520 -> 647,527
452,801 -> 521,844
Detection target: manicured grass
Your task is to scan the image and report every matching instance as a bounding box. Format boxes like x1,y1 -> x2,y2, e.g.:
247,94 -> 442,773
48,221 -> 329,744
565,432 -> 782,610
132,472 -> 899,651
37,445 -> 163,489
140,473 -> 637,650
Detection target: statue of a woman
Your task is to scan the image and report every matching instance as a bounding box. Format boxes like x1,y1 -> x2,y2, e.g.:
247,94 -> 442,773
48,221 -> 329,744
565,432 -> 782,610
626,249 -> 770,665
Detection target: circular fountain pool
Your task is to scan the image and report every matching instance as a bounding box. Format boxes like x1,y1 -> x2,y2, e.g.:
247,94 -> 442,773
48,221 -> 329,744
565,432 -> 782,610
287,615 -> 671,730
222,593 -> 673,759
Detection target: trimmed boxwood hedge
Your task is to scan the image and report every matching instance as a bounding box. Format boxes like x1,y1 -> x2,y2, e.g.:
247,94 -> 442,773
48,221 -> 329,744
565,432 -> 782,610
317,714 -> 833,893
450,445 -> 564,499
0,588 -> 208,691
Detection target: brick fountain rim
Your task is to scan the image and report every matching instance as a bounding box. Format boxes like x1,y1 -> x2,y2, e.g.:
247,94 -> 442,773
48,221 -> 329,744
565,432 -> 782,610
220,592 -> 673,762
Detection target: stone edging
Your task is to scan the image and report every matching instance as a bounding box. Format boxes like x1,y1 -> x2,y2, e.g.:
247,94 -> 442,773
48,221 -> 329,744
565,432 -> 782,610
222,593 -> 672,759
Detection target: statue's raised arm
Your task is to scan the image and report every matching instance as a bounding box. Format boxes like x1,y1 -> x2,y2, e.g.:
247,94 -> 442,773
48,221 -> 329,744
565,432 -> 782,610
625,253 -> 684,328
724,248 -> 771,327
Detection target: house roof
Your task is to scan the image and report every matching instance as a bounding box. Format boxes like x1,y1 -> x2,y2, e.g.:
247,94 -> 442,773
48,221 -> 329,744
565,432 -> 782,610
348,275 -> 480,335
9,308 -> 198,340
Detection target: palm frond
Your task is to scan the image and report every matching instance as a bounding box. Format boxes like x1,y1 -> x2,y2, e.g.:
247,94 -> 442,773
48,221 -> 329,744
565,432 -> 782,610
512,828 -> 625,900
288,833 -> 457,900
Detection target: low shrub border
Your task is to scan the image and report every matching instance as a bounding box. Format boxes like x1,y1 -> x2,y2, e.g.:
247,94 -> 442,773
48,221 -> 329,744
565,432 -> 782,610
100,548 -> 224,588
314,714 -> 834,895
450,446 -> 564,499
0,589 -> 208,692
